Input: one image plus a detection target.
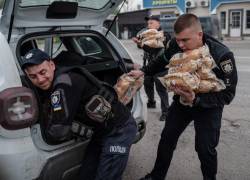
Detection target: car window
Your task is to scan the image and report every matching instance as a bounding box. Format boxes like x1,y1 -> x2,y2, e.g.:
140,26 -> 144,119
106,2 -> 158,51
20,34 -> 115,67
19,0 -> 110,9
36,38 -> 46,51
75,36 -> 113,61
76,37 -> 102,55
52,36 -> 67,58
35,36 -> 66,58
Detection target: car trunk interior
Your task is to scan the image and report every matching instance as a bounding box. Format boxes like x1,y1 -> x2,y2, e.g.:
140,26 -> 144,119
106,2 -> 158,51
17,30 -> 133,144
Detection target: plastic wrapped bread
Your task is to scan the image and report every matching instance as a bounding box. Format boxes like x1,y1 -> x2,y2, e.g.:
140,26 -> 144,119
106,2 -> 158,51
168,60 -> 199,74
168,49 -> 202,67
138,29 -> 165,48
167,45 -> 211,67
197,66 -> 216,80
114,74 -> 143,105
200,56 -> 215,69
195,79 -> 226,93
160,44 -> 226,95
143,39 -> 164,48
159,72 -> 200,92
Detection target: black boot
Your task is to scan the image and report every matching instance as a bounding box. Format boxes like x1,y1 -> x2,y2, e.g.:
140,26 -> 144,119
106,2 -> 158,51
159,112 -> 168,121
139,173 -> 155,180
147,100 -> 156,108
203,175 -> 216,180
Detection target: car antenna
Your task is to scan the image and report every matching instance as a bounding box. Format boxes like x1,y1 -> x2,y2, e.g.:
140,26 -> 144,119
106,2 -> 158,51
105,0 -> 127,37
7,0 -> 16,43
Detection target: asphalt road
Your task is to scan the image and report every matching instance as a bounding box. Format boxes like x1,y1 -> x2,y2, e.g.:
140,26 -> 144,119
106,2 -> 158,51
122,40 -> 250,180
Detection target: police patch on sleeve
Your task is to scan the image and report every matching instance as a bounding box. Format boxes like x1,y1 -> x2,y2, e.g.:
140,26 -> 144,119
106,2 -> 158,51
220,59 -> 233,74
51,90 -> 62,111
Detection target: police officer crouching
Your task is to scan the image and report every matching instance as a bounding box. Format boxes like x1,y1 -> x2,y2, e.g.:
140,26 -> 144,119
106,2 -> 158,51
21,49 -> 137,180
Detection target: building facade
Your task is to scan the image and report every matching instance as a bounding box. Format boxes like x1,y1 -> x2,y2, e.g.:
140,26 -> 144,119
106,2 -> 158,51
140,0 -> 250,39
118,9 -> 150,39
143,0 -> 185,17
211,0 -> 250,39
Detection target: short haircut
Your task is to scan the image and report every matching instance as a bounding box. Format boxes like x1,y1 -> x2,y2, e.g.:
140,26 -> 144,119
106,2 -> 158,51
174,13 -> 202,34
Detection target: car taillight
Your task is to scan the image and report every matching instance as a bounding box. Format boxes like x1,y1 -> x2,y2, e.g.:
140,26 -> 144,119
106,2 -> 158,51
0,87 -> 38,130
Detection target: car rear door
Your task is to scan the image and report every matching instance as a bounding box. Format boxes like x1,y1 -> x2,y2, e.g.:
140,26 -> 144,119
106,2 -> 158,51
0,0 -> 123,39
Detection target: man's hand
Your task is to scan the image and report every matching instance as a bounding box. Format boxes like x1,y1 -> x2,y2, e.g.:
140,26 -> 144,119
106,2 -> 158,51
133,63 -> 142,70
170,85 -> 195,104
132,37 -> 140,44
128,70 -> 144,79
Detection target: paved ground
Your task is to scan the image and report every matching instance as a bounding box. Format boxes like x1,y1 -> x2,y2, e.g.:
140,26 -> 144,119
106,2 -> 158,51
122,40 -> 250,180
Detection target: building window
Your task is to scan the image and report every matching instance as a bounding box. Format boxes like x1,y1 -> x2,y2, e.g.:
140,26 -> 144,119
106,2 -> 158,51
231,11 -> 241,28
220,11 -> 226,29
247,10 -> 250,29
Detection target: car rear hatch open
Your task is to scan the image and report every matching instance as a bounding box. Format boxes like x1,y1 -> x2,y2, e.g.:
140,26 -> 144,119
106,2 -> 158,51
0,0 -> 123,39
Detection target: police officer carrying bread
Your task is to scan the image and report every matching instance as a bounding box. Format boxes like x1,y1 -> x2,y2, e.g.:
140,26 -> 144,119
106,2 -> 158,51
21,49 -> 137,180
133,15 -> 171,121
130,14 -> 238,180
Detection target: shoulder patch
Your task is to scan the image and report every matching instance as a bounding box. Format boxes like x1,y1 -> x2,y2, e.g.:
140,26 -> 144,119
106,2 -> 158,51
51,90 -> 62,111
220,59 -> 233,74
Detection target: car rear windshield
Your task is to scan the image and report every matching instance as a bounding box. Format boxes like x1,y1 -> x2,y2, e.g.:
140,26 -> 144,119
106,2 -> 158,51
19,0 -> 110,10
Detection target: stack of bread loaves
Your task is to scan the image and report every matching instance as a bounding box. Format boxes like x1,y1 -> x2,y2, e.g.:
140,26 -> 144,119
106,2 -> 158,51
159,45 -> 226,95
137,29 -> 165,48
114,74 -> 144,105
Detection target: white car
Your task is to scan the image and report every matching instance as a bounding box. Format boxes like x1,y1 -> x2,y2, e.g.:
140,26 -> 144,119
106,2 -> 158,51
0,1 -> 147,180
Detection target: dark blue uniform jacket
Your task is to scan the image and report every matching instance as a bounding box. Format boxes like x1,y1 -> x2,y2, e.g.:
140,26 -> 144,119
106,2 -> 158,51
141,34 -> 238,108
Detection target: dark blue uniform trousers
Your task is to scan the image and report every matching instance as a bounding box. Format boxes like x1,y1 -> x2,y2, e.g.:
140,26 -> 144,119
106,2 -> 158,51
151,101 -> 223,180
79,116 -> 137,180
144,70 -> 169,114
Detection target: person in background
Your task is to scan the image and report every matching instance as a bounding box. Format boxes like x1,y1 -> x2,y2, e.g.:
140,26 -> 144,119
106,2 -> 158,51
133,15 -> 171,121
130,13 -> 238,180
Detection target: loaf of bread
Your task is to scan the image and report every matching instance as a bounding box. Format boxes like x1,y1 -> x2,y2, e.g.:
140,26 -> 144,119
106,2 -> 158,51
138,29 -> 165,48
160,44 -> 226,95
197,67 -> 215,80
168,60 -> 199,74
200,56 -> 215,69
195,79 -> 226,93
139,29 -> 159,37
114,74 -> 143,105
114,77 -> 131,100
168,49 -> 202,67
143,39 -> 163,48
159,72 -> 200,92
